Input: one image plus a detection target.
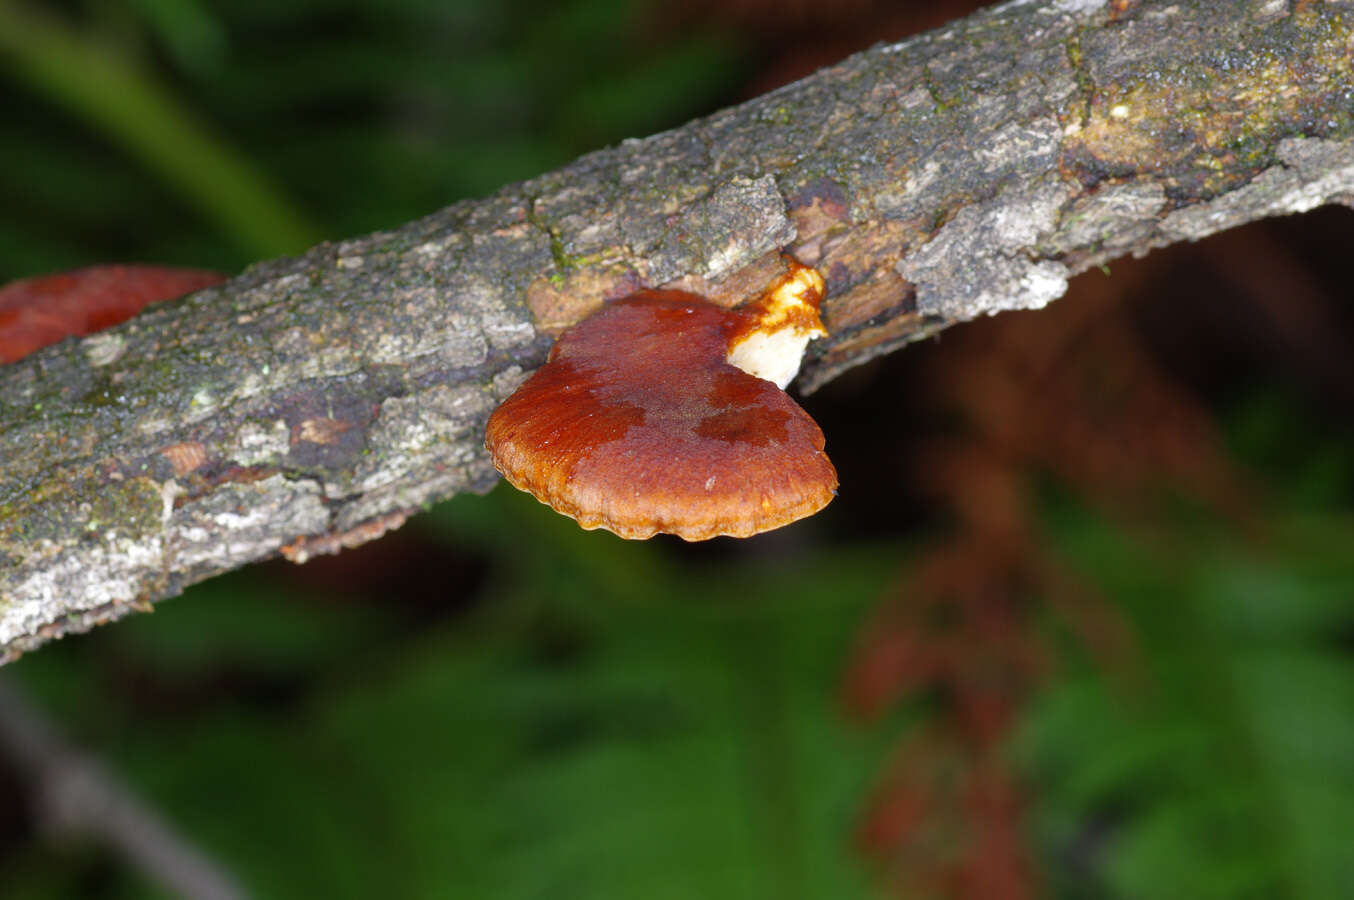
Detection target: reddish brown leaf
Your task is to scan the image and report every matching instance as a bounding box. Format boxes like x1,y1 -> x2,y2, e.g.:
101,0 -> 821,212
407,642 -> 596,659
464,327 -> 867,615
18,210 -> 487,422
0,264 -> 225,364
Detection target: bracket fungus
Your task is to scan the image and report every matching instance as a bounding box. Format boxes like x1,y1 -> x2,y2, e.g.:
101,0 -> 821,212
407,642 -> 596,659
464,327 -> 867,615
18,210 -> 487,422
485,257 -> 837,540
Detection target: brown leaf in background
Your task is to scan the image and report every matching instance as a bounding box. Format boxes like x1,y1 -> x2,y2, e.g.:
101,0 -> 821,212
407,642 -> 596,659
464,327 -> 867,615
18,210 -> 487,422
0,265 -> 224,364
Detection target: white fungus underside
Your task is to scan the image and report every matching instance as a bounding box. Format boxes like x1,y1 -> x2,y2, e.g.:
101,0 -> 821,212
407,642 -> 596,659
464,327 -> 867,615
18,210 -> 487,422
726,328 -> 816,389
724,263 -> 826,388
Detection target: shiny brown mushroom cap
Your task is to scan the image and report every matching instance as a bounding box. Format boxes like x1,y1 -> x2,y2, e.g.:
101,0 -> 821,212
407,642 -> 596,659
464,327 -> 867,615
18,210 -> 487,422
485,278 -> 837,540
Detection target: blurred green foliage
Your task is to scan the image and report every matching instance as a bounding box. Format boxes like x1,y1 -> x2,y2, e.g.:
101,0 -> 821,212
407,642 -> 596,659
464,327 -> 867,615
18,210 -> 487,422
0,0 -> 745,274
3,0 -> 1354,898
1019,387 -> 1354,900
9,486 -> 902,899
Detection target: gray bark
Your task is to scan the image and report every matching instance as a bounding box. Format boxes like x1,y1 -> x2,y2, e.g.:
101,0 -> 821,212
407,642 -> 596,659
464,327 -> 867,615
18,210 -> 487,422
3,0 -> 1353,662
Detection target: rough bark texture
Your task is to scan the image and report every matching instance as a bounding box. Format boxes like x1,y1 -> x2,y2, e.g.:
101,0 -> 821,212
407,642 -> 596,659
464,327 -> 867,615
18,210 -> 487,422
3,0 -> 1353,662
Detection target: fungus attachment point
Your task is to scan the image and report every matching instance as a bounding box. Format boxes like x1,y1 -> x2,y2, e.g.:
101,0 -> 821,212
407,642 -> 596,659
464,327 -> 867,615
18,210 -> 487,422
485,257 -> 837,541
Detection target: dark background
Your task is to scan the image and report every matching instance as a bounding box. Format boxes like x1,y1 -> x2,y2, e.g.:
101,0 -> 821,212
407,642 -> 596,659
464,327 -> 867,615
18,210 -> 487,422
2,1 -> 1353,897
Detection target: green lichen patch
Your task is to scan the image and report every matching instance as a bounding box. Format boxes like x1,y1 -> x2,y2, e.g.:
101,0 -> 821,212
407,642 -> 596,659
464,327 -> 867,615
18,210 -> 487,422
921,65 -> 964,114
1061,11 -> 1354,201
524,201 -> 573,276
0,473 -> 164,549
83,478 -> 164,542
1065,30 -> 1095,127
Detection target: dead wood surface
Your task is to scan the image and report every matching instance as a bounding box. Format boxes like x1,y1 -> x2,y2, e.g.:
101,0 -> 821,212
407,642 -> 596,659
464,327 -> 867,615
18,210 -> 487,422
3,0 -> 1353,662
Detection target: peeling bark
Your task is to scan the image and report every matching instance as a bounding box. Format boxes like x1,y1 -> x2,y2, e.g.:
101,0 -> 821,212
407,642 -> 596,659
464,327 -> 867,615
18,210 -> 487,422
3,0 -> 1353,662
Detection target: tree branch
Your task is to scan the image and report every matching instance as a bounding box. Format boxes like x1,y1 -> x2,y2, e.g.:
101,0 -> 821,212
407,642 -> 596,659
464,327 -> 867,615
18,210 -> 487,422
3,0 -> 1352,662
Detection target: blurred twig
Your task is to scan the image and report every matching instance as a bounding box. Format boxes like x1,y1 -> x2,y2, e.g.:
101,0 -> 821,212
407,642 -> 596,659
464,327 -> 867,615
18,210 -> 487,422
0,674 -> 247,900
